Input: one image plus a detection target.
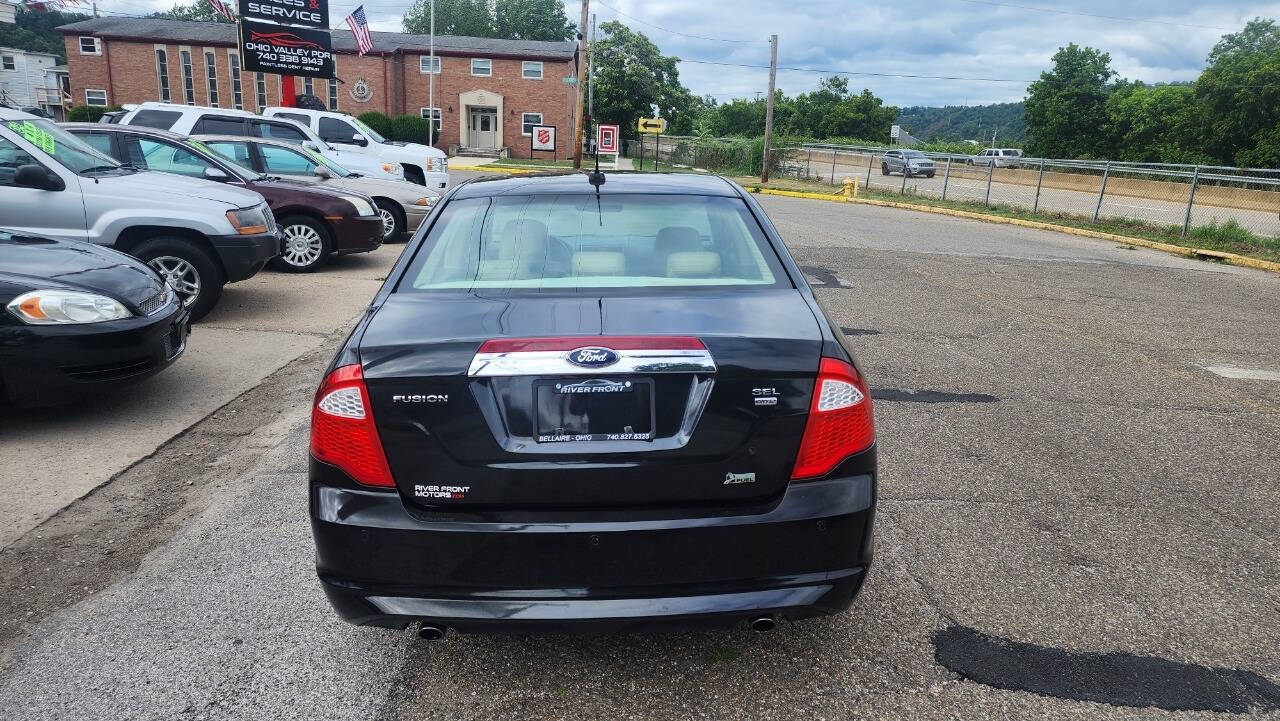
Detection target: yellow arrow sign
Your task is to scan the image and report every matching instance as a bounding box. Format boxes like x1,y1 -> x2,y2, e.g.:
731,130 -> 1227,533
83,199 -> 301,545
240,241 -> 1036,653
637,117 -> 667,133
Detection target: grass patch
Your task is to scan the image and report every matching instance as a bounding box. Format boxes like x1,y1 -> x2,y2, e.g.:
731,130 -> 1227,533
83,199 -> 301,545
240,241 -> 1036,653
485,158 -> 576,169
725,174 -> 1280,264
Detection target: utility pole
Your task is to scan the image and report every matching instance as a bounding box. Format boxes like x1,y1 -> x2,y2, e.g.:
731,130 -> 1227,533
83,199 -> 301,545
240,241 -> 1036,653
760,34 -> 777,183
572,0 -> 590,169
588,13 -> 595,120
428,0 -> 435,147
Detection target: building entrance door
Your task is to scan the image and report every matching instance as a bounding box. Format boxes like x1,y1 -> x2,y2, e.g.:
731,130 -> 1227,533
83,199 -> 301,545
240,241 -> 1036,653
468,107 -> 498,148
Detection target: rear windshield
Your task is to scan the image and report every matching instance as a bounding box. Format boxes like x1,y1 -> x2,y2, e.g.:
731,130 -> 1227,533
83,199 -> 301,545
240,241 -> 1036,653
402,193 -> 787,291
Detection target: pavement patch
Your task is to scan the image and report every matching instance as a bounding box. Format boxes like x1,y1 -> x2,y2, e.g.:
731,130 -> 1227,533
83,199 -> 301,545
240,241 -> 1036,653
872,388 -> 999,404
799,264 -> 850,288
840,326 -> 882,336
1202,365 -> 1280,381
932,625 -> 1280,713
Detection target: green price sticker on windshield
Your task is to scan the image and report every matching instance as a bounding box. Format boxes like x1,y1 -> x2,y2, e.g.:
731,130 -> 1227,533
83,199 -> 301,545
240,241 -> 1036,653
6,121 -> 56,154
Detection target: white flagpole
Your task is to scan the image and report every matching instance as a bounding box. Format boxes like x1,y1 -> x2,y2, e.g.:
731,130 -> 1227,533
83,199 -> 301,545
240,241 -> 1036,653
428,0 -> 435,147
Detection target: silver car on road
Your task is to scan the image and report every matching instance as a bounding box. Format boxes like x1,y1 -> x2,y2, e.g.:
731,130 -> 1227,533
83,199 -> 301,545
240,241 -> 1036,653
881,149 -> 936,178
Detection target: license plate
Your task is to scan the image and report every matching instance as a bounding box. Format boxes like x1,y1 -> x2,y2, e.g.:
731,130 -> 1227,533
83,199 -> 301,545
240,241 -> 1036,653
534,378 -> 654,442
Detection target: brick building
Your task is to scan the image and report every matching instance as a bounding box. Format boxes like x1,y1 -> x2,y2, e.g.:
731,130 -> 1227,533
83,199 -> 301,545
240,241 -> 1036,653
55,17 -> 578,158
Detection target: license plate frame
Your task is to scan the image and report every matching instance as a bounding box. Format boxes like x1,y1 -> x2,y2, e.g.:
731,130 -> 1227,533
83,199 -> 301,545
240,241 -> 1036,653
533,377 -> 655,443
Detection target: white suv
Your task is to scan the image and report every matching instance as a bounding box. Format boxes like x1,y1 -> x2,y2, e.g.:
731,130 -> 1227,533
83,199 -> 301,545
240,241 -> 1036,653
969,148 -> 1023,168
263,107 -> 448,190
114,102 -> 405,182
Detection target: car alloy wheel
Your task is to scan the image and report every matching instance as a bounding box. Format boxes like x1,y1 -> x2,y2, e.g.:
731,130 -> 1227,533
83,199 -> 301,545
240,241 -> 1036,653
281,223 -> 325,268
148,255 -> 200,307
379,207 -> 396,239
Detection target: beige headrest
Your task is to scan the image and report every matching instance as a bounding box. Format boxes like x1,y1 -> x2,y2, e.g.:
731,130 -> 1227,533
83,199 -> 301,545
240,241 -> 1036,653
572,251 -> 626,276
666,251 -> 721,278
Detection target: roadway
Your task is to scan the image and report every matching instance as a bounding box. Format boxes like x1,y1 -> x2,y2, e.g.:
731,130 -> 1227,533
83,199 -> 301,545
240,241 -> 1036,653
2,178 -> 1278,718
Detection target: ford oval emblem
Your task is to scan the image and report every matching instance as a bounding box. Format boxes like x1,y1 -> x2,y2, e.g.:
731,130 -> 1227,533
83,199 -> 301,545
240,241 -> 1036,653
567,346 -> 619,368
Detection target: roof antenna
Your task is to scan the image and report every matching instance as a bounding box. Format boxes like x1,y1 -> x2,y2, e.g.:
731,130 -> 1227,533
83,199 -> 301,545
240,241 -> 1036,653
586,123 -> 605,225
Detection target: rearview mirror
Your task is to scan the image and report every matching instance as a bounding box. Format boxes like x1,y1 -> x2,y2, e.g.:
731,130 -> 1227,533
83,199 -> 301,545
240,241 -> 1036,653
13,164 -> 64,191
350,133 -> 368,147
202,167 -> 231,182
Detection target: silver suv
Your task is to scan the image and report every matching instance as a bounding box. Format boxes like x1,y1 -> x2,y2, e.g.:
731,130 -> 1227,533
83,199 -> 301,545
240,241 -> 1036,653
0,108 -> 278,319
881,149 -> 936,178
969,148 -> 1023,168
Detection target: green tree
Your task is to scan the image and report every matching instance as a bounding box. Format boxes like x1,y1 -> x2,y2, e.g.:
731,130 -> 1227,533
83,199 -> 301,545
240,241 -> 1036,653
0,8 -> 92,60
1194,18 -> 1280,165
403,0 -> 494,36
1023,43 -> 1115,158
150,1 -> 232,23
1103,81 -> 1200,162
403,0 -> 574,40
787,77 -> 895,140
591,21 -> 691,139
494,0 -> 575,41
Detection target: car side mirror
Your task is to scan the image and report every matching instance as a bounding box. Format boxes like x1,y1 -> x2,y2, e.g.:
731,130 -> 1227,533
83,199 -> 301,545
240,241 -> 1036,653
302,141 -> 319,151
351,133 -> 368,147
202,167 -> 231,182
313,165 -> 334,179
14,164 -> 64,191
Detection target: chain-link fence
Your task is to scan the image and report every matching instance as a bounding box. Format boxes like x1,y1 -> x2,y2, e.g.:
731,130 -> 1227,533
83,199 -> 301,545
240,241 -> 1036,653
776,144 -> 1280,240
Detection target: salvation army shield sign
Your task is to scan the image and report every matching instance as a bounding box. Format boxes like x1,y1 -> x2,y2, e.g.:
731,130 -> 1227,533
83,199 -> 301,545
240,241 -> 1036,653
531,125 -> 556,152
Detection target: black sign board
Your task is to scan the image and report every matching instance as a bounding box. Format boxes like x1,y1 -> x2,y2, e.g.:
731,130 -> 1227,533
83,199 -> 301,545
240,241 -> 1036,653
238,0 -> 329,30
240,19 -> 334,79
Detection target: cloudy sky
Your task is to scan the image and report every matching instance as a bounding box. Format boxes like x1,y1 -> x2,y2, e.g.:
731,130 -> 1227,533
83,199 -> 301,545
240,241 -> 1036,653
111,0 -> 1280,107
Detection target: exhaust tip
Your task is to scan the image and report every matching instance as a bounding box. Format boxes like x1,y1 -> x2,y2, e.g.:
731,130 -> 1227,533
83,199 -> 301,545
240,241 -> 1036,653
749,616 -> 777,633
417,624 -> 446,641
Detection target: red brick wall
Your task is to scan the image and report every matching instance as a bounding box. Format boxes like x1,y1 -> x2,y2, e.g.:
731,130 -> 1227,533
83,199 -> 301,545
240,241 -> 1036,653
402,54 -> 577,158
61,35 -> 574,157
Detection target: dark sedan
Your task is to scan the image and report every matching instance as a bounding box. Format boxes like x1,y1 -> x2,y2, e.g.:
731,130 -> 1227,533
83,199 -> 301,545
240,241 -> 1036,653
309,172 -> 876,637
62,123 -> 385,273
0,229 -> 188,407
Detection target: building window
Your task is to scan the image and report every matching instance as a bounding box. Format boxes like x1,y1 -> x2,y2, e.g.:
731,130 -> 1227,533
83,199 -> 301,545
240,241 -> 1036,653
204,51 -> 219,106
419,55 -> 440,73
521,61 -> 543,80
521,112 -> 542,136
303,77 -> 313,96
327,79 -> 338,110
255,72 -> 267,110
78,37 -> 101,55
180,50 -> 195,105
85,89 -> 108,106
470,58 -> 491,77
2,56 -> 15,71
155,49 -> 171,103
419,107 -> 441,131
229,53 -> 243,109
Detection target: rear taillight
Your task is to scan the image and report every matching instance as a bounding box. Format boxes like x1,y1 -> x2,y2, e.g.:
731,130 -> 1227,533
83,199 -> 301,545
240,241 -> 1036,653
791,357 -> 875,480
310,364 -> 395,488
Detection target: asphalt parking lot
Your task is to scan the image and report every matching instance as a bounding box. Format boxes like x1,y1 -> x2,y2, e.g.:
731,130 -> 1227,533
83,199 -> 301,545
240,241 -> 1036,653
2,176 -> 1280,719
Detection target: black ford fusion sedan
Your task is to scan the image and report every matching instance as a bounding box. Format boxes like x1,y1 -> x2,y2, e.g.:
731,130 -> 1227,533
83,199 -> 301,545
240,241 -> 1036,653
0,230 -> 188,407
309,173 -> 876,636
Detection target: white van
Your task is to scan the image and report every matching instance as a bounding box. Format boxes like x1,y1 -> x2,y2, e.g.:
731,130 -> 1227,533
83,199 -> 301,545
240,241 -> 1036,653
115,102 -> 405,182
262,107 -> 448,190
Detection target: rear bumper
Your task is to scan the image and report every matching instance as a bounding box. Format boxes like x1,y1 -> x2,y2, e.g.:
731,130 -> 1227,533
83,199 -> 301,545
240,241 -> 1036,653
209,231 -> 280,283
310,471 -> 875,633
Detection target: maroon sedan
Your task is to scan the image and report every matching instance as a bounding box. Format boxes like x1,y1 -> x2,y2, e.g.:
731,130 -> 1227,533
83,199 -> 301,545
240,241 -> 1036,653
64,123 -> 385,272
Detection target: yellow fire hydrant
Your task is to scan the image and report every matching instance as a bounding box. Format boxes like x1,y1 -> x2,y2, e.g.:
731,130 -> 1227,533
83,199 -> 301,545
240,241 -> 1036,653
843,177 -> 854,201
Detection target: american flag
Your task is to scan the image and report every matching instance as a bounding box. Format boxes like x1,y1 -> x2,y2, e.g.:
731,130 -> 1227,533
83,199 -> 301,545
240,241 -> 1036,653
345,6 -> 374,56
206,0 -> 236,22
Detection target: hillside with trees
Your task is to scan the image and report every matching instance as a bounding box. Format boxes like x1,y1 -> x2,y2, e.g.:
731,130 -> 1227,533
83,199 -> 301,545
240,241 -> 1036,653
0,8 -> 91,60
896,103 -> 1026,144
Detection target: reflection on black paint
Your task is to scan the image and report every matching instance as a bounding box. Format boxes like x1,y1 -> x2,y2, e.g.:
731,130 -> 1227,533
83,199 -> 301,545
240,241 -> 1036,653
933,625 -> 1280,713
871,388 -> 999,404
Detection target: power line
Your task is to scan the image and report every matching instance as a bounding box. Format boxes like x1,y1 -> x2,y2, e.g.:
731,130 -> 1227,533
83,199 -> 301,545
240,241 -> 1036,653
680,59 -> 1036,83
593,0 -> 762,43
951,0 -> 1231,31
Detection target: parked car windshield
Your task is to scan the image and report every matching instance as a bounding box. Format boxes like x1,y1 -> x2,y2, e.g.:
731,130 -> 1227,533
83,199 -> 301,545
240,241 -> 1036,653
4,118 -> 120,173
349,116 -> 387,144
403,194 -> 787,291
902,150 -> 926,158
182,138 -> 260,180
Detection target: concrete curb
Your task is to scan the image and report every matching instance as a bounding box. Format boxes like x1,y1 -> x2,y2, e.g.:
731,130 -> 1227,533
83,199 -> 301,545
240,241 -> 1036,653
748,188 -> 1280,276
